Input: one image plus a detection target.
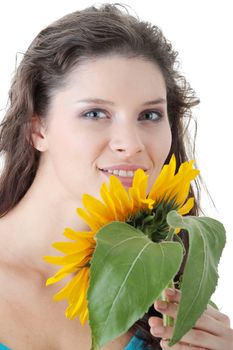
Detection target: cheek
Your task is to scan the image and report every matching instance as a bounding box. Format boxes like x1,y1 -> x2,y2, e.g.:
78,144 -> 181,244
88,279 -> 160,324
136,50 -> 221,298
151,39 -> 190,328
147,124 -> 172,188
44,125 -> 103,185
151,122 -> 172,160
161,125 -> 172,157
46,121 -> 91,159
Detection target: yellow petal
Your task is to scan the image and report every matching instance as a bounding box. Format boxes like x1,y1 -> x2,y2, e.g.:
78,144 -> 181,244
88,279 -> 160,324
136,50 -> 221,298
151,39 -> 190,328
52,239 -> 94,254
64,228 -> 95,240
100,183 -> 118,220
43,255 -> 64,265
80,306 -> 88,325
149,155 -> 176,199
53,272 -> 80,301
148,156 -> 199,209
129,187 -> 141,212
46,263 -> 78,285
60,249 -> 93,265
76,208 -> 101,231
82,194 -> 113,222
141,198 -> 155,210
109,176 -> 131,217
44,247 -> 93,266
65,268 -> 89,322
68,268 -> 88,304
178,197 -> 195,215
132,169 -> 149,200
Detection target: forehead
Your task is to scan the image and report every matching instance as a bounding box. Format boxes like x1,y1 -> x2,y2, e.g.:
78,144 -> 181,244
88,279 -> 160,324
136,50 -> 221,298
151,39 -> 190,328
63,55 -> 167,101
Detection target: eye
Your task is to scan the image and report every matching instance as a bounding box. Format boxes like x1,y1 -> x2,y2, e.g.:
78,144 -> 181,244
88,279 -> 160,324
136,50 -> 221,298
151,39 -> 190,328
82,109 -> 107,120
139,110 -> 162,121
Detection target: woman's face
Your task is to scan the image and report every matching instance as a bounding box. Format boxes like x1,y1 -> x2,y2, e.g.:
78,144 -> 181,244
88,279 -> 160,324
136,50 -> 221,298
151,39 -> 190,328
38,56 -> 172,201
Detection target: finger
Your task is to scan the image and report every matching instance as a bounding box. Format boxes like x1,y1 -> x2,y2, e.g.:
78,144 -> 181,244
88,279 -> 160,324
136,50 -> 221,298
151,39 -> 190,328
162,289 -> 230,327
154,299 -> 230,338
160,339 -> 208,350
205,305 -> 231,326
148,316 -> 163,328
165,287 -> 180,300
150,324 -> 173,339
149,313 -> 219,348
175,327 -> 226,350
194,311 -> 231,337
154,299 -> 178,318
148,316 -> 222,346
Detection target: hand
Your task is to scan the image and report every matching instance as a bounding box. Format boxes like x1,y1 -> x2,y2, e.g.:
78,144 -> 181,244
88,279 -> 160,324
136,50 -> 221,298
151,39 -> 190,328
148,288 -> 233,349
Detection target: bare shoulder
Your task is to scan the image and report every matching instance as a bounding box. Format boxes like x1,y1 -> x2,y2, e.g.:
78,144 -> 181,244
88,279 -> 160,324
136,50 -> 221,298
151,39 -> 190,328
0,260 -> 19,343
0,219 -> 52,349
0,220 -> 132,349
0,237 -> 22,346
0,218 -> 13,287
0,250 -> 59,349
0,219 -> 88,349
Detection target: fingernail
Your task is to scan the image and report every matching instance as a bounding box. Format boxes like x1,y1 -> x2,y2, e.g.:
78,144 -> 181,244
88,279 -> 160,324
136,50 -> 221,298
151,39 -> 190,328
156,300 -> 167,310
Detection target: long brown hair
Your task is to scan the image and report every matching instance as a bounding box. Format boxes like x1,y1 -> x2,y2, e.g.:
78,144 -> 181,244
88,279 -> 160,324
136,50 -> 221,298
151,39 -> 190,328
0,4 -> 200,348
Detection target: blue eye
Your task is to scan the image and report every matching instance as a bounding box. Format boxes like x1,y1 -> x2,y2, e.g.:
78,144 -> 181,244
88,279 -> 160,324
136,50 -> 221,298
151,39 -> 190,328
82,109 -> 107,119
139,110 -> 162,121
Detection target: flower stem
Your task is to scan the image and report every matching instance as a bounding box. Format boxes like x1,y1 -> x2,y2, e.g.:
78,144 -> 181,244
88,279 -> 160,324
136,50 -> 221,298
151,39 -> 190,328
162,280 -> 174,327
165,227 -> 175,241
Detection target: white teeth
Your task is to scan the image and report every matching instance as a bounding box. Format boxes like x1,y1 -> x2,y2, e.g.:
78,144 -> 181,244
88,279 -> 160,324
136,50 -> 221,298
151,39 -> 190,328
119,170 -> 126,177
127,171 -> 134,177
103,169 -> 135,177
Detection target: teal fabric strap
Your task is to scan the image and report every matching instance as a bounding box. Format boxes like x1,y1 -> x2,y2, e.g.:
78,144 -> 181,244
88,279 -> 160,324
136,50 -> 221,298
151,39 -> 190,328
124,335 -> 147,350
0,344 -> 11,350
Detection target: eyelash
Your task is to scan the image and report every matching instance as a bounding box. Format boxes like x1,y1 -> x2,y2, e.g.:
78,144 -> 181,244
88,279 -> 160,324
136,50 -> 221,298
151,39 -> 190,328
81,109 -> 163,121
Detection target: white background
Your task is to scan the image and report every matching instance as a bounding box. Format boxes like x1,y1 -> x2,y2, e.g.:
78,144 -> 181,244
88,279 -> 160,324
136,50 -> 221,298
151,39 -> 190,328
0,1 -> 232,322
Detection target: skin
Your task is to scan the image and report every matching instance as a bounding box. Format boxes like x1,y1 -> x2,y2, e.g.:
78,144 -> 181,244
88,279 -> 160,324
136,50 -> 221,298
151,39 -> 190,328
149,288 -> 233,349
0,56 -> 171,349
32,55 -> 171,200
0,55 -> 232,349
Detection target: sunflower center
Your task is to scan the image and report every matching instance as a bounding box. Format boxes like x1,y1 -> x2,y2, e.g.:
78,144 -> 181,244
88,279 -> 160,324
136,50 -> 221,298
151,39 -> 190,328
126,199 -> 179,242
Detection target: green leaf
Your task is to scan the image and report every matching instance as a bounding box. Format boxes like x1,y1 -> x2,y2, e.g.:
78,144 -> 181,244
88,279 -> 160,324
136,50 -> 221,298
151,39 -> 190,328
88,221 -> 183,350
166,210 -> 226,346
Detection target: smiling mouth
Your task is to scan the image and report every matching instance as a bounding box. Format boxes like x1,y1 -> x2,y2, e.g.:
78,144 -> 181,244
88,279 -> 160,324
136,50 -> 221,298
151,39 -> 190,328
99,168 -> 135,178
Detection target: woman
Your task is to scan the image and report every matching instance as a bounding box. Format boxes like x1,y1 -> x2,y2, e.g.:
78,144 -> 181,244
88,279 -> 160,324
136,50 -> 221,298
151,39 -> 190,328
0,3 -> 232,350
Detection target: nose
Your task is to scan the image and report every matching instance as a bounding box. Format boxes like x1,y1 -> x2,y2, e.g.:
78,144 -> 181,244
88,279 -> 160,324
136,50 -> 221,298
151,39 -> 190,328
109,122 -> 145,157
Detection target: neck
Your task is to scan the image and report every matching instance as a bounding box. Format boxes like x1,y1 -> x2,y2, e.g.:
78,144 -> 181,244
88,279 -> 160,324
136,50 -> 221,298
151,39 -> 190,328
0,167 -> 88,276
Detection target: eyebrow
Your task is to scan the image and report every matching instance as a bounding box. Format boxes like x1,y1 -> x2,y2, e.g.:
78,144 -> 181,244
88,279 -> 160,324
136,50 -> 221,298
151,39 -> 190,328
76,98 -> 167,106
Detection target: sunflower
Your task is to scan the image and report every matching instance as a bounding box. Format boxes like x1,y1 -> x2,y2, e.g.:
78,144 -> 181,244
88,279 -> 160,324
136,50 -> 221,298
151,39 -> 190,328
44,229 -> 95,324
148,155 -> 199,216
44,155 -> 199,324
